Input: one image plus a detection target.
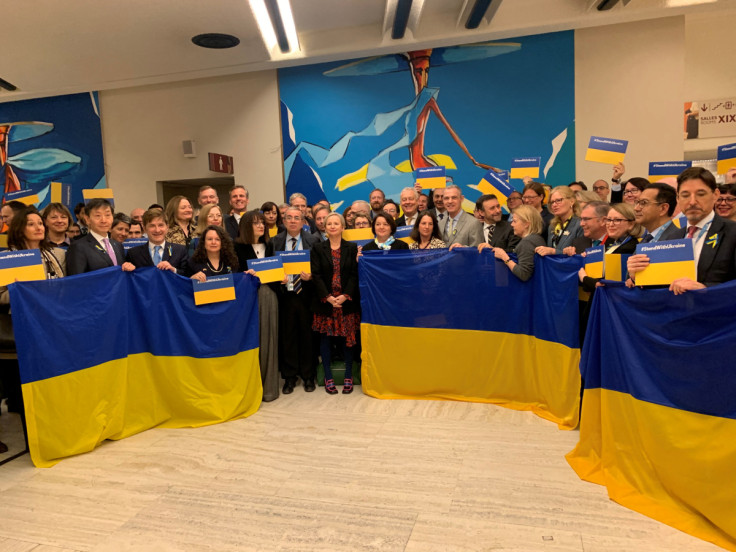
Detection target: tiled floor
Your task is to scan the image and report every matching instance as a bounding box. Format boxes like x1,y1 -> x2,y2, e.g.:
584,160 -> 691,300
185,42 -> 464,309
0,388 -> 723,551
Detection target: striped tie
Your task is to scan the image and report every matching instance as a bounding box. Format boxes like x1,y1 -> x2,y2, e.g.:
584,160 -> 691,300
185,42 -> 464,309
291,238 -> 302,294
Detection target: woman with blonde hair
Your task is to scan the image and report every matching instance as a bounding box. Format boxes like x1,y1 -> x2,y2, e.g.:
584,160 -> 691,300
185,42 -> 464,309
535,186 -> 583,256
194,204 -> 224,238
492,205 -> 545,282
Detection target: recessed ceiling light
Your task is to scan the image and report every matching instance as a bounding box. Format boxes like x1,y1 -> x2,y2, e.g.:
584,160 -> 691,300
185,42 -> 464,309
191,33 -> 241,49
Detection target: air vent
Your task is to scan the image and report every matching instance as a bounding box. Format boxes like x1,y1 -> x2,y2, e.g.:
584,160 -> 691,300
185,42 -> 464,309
191,33 -> 240,49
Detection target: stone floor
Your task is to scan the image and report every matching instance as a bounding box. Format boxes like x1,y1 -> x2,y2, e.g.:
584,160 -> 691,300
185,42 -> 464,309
0,389 -> 723,551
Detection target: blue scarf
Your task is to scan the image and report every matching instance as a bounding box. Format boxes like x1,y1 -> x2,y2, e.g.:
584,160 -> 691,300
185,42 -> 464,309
375,236 -> 395,250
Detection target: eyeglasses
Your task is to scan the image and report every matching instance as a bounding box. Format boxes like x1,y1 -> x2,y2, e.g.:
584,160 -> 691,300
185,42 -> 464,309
522,195 -> 540,201
549,198 -> 565,206
580,216 -> 603,222
634,200 -> 662,208
605,218 -> 633,224
592,186 -> 609,192
623,189 -> 641,196
716,196 -> 736,204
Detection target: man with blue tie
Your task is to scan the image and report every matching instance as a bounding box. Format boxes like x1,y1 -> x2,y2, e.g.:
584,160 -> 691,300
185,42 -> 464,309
67,199 -> 129,275
124,208 -> 188,273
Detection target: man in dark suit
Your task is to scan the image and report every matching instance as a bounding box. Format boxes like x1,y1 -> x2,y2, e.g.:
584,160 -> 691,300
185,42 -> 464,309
395,186 -> 419,227
475,194 -> 520,253
67,199 -> 129,275
628,168 -> 736,293
272,206 -> 320,394
442,185 -> 483,249
522,181 -> 553,241
565,201 -> 609,255
124,208 -> 188,273
224,185 -> 249,239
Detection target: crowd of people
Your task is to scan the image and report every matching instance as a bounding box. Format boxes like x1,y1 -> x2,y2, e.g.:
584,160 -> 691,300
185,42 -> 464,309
1,163 -> 735,453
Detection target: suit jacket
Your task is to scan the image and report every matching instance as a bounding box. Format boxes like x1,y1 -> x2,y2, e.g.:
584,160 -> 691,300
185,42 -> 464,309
395,213 -> 418,228
672,214 -> 736,287
66,233 -> 125,275
547,216 -> 584,253
126,241 -> 189,273
225,215 -> 240,240
658,220 -> 683,242
310,239 -> 360,315
510,234 -> 546,282
485,220 -> 520,251
443,211 -> 483,248
271,229 -> 320,252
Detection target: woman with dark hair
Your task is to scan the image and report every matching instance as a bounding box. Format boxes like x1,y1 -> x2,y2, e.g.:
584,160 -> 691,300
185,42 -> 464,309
234,210 -> 281,402
311,212 -> 360,395
0,208 -> 66,422
361,212 -> 409,251
164,195 -> 195,247
109,213 -> 131,244
41,202 -> 73,248
716,183 -> 736,222
621,177 -> 648,205
261,201 -> 284,238
409,210 -> 446,250
188,225 -> 239,280
382,199 -> 399,219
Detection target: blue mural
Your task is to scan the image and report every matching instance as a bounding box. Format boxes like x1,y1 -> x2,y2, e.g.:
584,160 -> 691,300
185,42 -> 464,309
0,92 -> 105,209
278,31 -> 575,211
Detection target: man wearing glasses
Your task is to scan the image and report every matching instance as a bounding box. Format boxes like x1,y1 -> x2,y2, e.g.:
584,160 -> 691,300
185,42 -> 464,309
522,181 -> 553,240
505,191 -> 523,222
628,168 -> 736,293
563,201 -> 610,255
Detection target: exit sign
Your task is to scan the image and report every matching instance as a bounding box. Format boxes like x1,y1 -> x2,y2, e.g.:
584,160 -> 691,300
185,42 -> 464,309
208,153 -> 234,174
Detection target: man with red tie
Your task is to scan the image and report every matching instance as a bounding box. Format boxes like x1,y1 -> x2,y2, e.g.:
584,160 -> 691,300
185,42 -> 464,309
67,199 -> 130,275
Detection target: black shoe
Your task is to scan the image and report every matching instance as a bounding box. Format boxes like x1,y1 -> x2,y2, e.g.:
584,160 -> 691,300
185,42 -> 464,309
282,379 -> 295,394
304,379 -> 316,392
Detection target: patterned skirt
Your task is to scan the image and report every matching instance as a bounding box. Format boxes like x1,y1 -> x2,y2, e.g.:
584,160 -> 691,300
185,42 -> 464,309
313,309 -> 360,347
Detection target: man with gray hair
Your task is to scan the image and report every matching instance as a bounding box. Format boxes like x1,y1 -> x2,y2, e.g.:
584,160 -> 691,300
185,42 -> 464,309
396,186 -> 420,227
290,192 -> 317,233
351,200 -> 371,220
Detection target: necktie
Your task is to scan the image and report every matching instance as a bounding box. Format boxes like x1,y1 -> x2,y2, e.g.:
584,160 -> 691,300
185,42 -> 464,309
153,245 -> 162,265
103,238 -> 118,266
687,225 -> 698,239
487,224 -> 495,245
290,237 -> 302,294
592,239 -> 601,247
444,217 -> 453,241
640,233 -> 654,244
438,213 -> 444,222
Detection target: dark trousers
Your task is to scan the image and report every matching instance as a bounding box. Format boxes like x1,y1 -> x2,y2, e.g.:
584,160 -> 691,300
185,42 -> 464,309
279,291 -> 314,382
320,335 -> 353,381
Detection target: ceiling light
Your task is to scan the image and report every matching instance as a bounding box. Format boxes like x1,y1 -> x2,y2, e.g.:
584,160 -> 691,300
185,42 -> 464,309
249,0 -> 300,55
667,0 -> 717,6
383,0 -> 426,41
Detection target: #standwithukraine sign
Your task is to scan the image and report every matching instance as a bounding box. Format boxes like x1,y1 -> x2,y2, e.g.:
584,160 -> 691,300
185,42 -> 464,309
510,157 -> 541,180
648,161 -> 691,182
717,142 -> 736,175
476,169 -> 515,211
0,250 -> 46,286
193,274 -> 236,305
585,136 -> 628,165
414,166 -> 446,189
634,239 -> 696,286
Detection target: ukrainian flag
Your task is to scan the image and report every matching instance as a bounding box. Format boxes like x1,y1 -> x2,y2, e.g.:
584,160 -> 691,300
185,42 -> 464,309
343,227 -> 374,246
476,170 -> 516,212
50,181 -> 72,206
246,257 -> 285,283
193,274 -> 236,305
585,136 -> 628,165
717,142 -> 736,175
414,166 -> 446,189
567,283 -> 736,551
648,161 -> 691,182
277,250 -> 311,275
584,246 -> 604,279
634,239 -> 696,286
359,249 -> 583,429
9,267 -> 262,467
83,187 -> 115,206
0,250 -> 46,286
509,157 -> 541,180
4,189 -> 39,206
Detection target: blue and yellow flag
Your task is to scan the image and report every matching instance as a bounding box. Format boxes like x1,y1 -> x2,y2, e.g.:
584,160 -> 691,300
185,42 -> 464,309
394,225 -> 415,244
82,187 -> 115,206
277,250 -> 311,275
50,181 -> 72,206
476,170 -> 516,212
634,239 -> 696,286
9,267 -> 262,467
343,227 -> 374,246
193,273 -> 236,305
0,250 -> 46,286
602,252 -> 630,282
567,283 -> 736,551
4,189 -> 39,206
359,249 -> 582,429
247,257 -> 285,283
414,166 -> 446,189
717,142 -> 736,175
648,161 -> 691,182
583,246 -> 604,279
510,157 -> 541,180
585,136 -> 628,165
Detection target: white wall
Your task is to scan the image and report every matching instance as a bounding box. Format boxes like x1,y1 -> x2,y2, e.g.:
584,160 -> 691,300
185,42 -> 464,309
683,12 -> 736,158
99,71 -> 284,215
575,16 -> 685,186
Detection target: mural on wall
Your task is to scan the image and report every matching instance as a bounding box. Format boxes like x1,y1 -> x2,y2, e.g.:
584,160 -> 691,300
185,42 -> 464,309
279,31 -> 575,212
0,92 -> 105,209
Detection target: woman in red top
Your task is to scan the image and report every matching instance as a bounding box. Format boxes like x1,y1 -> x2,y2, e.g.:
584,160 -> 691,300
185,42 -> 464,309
311,212 -> 360,394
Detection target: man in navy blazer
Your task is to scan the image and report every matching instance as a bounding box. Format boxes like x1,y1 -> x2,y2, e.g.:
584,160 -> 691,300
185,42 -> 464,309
67,199 -> 130,275
272,206 -> 320,394
628,168 -> 736,293
124,208 -> 188,273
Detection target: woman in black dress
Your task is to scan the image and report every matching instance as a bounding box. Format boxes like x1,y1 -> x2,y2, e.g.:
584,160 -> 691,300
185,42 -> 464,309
188,225 -> 238,280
